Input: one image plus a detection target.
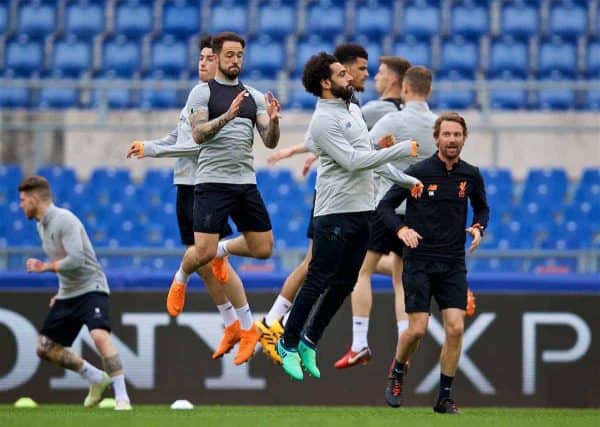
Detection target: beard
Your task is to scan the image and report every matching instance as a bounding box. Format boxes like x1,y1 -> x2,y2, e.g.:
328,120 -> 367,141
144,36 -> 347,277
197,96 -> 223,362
331,82 -> 354,101
440,145 -> 461,160
219,64 -> 240,80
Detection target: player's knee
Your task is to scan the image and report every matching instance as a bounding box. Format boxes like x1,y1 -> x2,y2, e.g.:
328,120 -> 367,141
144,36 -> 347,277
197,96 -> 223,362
254,240 -> 273,259
36,344 -> 50,361
196,246 -> 217,265
36,335 -> 55,361
408,326 -> 427,340
445,322 -> 464,339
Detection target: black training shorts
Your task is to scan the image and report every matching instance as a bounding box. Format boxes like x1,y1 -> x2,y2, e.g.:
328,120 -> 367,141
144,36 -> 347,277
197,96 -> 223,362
177,185 -> 232,245
193,183 -> 272,234
367,211 -> 405,256
40,291 -> 111,347
402,259 -> 468,313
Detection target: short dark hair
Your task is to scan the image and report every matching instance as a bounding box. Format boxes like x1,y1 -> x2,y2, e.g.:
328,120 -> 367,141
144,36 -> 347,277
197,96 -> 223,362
198,35 -> 213,51
211,32 -> 245,53
433,112 -> 468,139
403,66 -> 432,96
302,52 -> 339,97
333,43 -> 368,65
18,176 -> 52,200
379,56 -> 411,83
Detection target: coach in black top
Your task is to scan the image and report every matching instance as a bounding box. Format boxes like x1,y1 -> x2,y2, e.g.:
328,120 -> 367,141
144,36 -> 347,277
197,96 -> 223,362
378,112 -> 489,414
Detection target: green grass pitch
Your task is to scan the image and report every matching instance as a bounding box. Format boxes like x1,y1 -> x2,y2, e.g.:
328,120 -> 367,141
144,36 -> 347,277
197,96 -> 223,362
1,405 -> 599,427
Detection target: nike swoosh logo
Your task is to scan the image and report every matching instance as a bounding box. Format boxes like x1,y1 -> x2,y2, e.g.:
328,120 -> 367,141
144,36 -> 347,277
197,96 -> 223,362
348,348 -> 370,365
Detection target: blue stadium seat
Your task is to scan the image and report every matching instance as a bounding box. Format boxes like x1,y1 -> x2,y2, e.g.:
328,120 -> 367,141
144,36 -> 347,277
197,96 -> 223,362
450,1 -> 489,39
89,167 -> 132,188
257,0 -> 296,38
534,76 -> 576,110
586,40 -> 600,78
287,88 -> 316,110
150,35 -> 188,77
91,72 -> 138,109
440,36 -> 479,78
402,2 -> 440,39
523,168 -> 568,202
489,75 -> 528,109
435,74 -> 476,109
5,35 -> 44,77
469,258 -> 523,273
488,36 -> 528,78
101,36 -> 141,77
580,167 -> 600,187
355,0 -> 393,39
0,166 -> 23,194
210,0 -> 248,34
53,36 -> 92,77
548,2 -> 587,40
496,220 -> 535,249
18,0 -> 56,39
162,0 -> 200,39
6,218 -> 39,246
0,2 -> 7,34
305,0 -> 345,39
573,175 -> 600,206
294,36 -> 334,75
140,72 -> 179,109
500,1 -> 539,40
392,36 -> 431,68
582,88 -> 600,110
114,0 -> 153,39
144,168 -> 174,188
38,73 -> 80,108
244,36 -> 285,78
65,0 -> 105,40
538,37 -> 577,78
0,84 -> 31,108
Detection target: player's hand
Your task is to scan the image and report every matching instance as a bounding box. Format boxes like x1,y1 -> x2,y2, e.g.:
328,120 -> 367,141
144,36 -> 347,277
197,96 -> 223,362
26,258 -> 45,273
466,226 -> 482,253
410,183 -> 424,198
267,148 -> 291,166
302,153 -> 318,176
397,227 -> 422,248
265,91 -> 282,122
225,90 -> 247,121
127,140 -> 145,159
49,294 -> 57,308
377,134 -> 396,149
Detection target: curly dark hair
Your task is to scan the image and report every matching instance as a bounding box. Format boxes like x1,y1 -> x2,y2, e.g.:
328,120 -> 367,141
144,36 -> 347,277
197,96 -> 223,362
302,52 -> 339,97
198,34 -> 213,51
333,43 -> 368,65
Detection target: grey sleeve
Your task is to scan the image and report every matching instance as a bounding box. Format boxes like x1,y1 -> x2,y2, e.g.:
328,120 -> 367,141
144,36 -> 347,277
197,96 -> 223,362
361,103 -> 378,130
55,216 -> 85,272
369,114 -> 398,147
248,86 -> 267,116
312,118 -> 416,172
188,83 -> 211,115
143,128 -> 178,157
303,132 -> 317,154
375,163 -> 422,189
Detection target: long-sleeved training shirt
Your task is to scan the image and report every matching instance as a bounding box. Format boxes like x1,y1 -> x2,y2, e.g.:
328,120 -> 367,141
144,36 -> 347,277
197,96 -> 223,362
142,118 -> 198,186
361,98 -> 402,130
378,154 -> 490,264
36,204 -> 109,299
369,101 -> 438,205
308,98 -> 421,217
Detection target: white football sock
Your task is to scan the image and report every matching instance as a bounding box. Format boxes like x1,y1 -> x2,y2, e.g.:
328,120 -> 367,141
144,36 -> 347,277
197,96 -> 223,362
351,316 -> 370,352
215,240 -> 230,259
79,360 -> 104,384
397,320 -> 409,337
265,295 -> 292,326
111,374 -> 130,402
235,304 -> 254,330
217,302 -> 238,327
174,264 -> 190,284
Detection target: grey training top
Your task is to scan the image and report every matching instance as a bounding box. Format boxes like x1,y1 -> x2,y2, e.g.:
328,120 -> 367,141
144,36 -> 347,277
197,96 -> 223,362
361,99 -> 402,130
186,79 -> 267,184
142,106 -> 198,186
369,101 -> 438,205
308,98 -> 421,217
36,204 -> 109,299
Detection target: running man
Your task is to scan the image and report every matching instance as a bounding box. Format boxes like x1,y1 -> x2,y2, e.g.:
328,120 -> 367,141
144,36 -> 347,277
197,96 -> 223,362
335,65 -> 438,369
276,52 -> 423,381
19,176 -> 132,410
378,113 -> 489,413
126,35 -> 252,362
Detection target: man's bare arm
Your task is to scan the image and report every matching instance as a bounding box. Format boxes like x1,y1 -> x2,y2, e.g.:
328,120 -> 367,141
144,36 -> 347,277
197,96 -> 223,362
256,114 -> 280,149
190,90 -> 246,144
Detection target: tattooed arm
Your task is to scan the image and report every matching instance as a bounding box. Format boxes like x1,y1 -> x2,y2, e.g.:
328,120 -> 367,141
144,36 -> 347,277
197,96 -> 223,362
190,90 -> 246,144
256,91 -> 281,149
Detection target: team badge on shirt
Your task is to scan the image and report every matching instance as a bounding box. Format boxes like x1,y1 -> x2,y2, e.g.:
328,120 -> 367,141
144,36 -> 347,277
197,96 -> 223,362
427,184 -> 438,197
458,181 -> 467,198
